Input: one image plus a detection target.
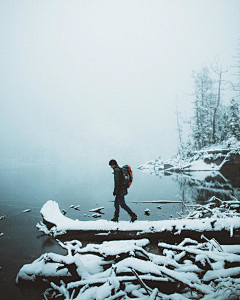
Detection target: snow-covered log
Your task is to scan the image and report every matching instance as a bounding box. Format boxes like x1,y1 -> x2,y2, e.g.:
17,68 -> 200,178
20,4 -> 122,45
158,242 -> 240,265
16,236 -> 240,300
37,200 -> 240,244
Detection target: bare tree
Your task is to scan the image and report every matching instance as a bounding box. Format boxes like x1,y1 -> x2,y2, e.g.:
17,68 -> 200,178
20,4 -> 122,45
175,96 -> 184,155
211,59 -> 228,143
191,67 -> 215,149
232,39 -> 240,93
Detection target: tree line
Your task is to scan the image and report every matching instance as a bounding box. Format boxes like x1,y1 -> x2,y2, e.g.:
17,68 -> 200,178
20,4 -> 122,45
177,43 -> 240,157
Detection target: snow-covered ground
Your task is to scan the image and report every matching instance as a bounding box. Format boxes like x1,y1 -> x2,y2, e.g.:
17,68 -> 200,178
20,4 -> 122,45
137,156 -> 164,174
138,137 -> 240,173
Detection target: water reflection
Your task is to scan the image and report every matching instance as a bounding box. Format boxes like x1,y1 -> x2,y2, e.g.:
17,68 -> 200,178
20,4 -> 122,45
165,169 -> 240,204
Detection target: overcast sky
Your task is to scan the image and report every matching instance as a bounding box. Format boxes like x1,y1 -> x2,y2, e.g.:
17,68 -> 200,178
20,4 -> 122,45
1,0 -> 240,166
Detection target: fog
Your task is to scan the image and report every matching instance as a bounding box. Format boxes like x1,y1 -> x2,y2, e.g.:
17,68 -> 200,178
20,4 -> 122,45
1,0 -> 240,167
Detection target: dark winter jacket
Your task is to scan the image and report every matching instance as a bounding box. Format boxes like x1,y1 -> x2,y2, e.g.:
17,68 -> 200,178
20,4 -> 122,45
113,165 -> 123,195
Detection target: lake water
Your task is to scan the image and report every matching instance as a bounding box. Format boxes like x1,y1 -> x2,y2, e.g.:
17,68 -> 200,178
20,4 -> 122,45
0,161 -> 239,299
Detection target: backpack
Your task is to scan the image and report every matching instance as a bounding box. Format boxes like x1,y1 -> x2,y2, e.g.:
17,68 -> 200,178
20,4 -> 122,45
122,165 -> 133,188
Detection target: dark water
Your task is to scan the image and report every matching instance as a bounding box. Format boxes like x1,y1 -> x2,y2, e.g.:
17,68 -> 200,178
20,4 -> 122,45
0,161 -> 239,299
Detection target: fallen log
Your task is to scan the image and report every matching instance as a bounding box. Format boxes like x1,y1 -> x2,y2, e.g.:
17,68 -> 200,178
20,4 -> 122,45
158,242 -> 240,265
203,266 -> 240,282
67,274 -> 170,290
37,200 -> 240,244
159,266 -> 213,296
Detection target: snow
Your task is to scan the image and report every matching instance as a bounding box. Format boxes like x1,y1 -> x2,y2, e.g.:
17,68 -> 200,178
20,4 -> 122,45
116,257 -> 162,275
16,253 -> 72,283
15,192 -> 240,300
181,159 -> 221,171
16,232 -> 240,300
22,209 -> 31,213
37,200 -> 240,238
89,207 -> 105,213
138,138 -> 240,173
57,238 -> 150,258
203,266 -> 240,282
92,213 -> 102,218
137,157 -> 164,173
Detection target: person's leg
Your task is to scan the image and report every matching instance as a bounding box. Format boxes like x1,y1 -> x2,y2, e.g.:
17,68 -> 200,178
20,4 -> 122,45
111,195 -> 119,221
114,195 -> 120,217
118,192 -> 136,218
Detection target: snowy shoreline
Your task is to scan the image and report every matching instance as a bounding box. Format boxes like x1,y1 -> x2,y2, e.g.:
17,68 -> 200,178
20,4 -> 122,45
138,138 -> 240,173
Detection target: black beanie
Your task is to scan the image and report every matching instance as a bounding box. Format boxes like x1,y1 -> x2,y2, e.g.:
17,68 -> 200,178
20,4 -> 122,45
109,159 -> 117,166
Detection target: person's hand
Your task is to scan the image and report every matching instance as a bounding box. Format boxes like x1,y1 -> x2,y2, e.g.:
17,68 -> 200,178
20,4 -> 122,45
113,190 -> 117,196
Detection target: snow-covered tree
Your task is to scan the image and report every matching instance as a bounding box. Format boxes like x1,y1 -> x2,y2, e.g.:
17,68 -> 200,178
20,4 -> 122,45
210,60 -> 228,144
178,43 -> 240,154
191,67 -> 216,149
232,39 -> 240,95
174,97 -> 184,156
215,104 -> 230,142
229,98 -> 240,140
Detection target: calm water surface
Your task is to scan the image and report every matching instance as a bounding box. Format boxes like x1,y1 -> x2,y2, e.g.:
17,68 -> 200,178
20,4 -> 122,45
0,160 -> 239,299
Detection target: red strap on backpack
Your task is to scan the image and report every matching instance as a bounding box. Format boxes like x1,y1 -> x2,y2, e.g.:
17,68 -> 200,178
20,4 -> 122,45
127,165 -> 133,187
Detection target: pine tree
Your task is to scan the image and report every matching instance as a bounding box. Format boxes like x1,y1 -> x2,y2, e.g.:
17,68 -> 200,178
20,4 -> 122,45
215,104 -> 230,142
229,98 -> 240,140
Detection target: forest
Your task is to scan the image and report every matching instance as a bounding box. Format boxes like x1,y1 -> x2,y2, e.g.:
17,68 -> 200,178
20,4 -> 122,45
176,43 -> 240,158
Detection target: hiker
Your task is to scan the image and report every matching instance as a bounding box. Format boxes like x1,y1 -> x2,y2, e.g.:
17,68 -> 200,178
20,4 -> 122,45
109,159 -> 138,222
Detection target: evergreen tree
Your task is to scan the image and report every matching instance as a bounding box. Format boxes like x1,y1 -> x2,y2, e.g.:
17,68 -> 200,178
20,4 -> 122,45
229,98 -> 240,140
216,104 -> 230,142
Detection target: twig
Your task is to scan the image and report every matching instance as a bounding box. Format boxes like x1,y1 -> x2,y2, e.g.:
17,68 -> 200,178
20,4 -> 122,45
201,234 -> 223,252
43,294 -> 48,300
130,268 -> 151,295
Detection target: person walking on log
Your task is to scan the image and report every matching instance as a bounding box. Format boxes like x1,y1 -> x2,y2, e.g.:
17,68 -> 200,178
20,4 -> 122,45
109,159 -> 138,222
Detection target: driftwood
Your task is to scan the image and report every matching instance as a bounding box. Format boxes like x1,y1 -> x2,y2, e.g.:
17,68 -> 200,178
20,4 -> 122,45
18,195 -> 240,299
158,241 -> 240,267
131,268 -> 151,295
16,235 -> 240,300
177,196 -> 240,220
159,266 -> 213,295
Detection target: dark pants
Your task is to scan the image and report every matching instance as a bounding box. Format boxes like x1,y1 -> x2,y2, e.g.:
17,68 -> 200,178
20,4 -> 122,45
114,189 -> 135,217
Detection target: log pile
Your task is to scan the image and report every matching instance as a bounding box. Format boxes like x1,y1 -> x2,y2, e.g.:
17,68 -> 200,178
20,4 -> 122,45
16,237 -> 240,300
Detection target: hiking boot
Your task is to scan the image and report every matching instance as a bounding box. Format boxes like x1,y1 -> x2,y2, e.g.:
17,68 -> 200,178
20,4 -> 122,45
130,214 -> 138,223
111,216 -> 119,222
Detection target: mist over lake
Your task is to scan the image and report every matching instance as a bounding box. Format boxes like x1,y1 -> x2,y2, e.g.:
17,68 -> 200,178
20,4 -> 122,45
1,1 -> 240,298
